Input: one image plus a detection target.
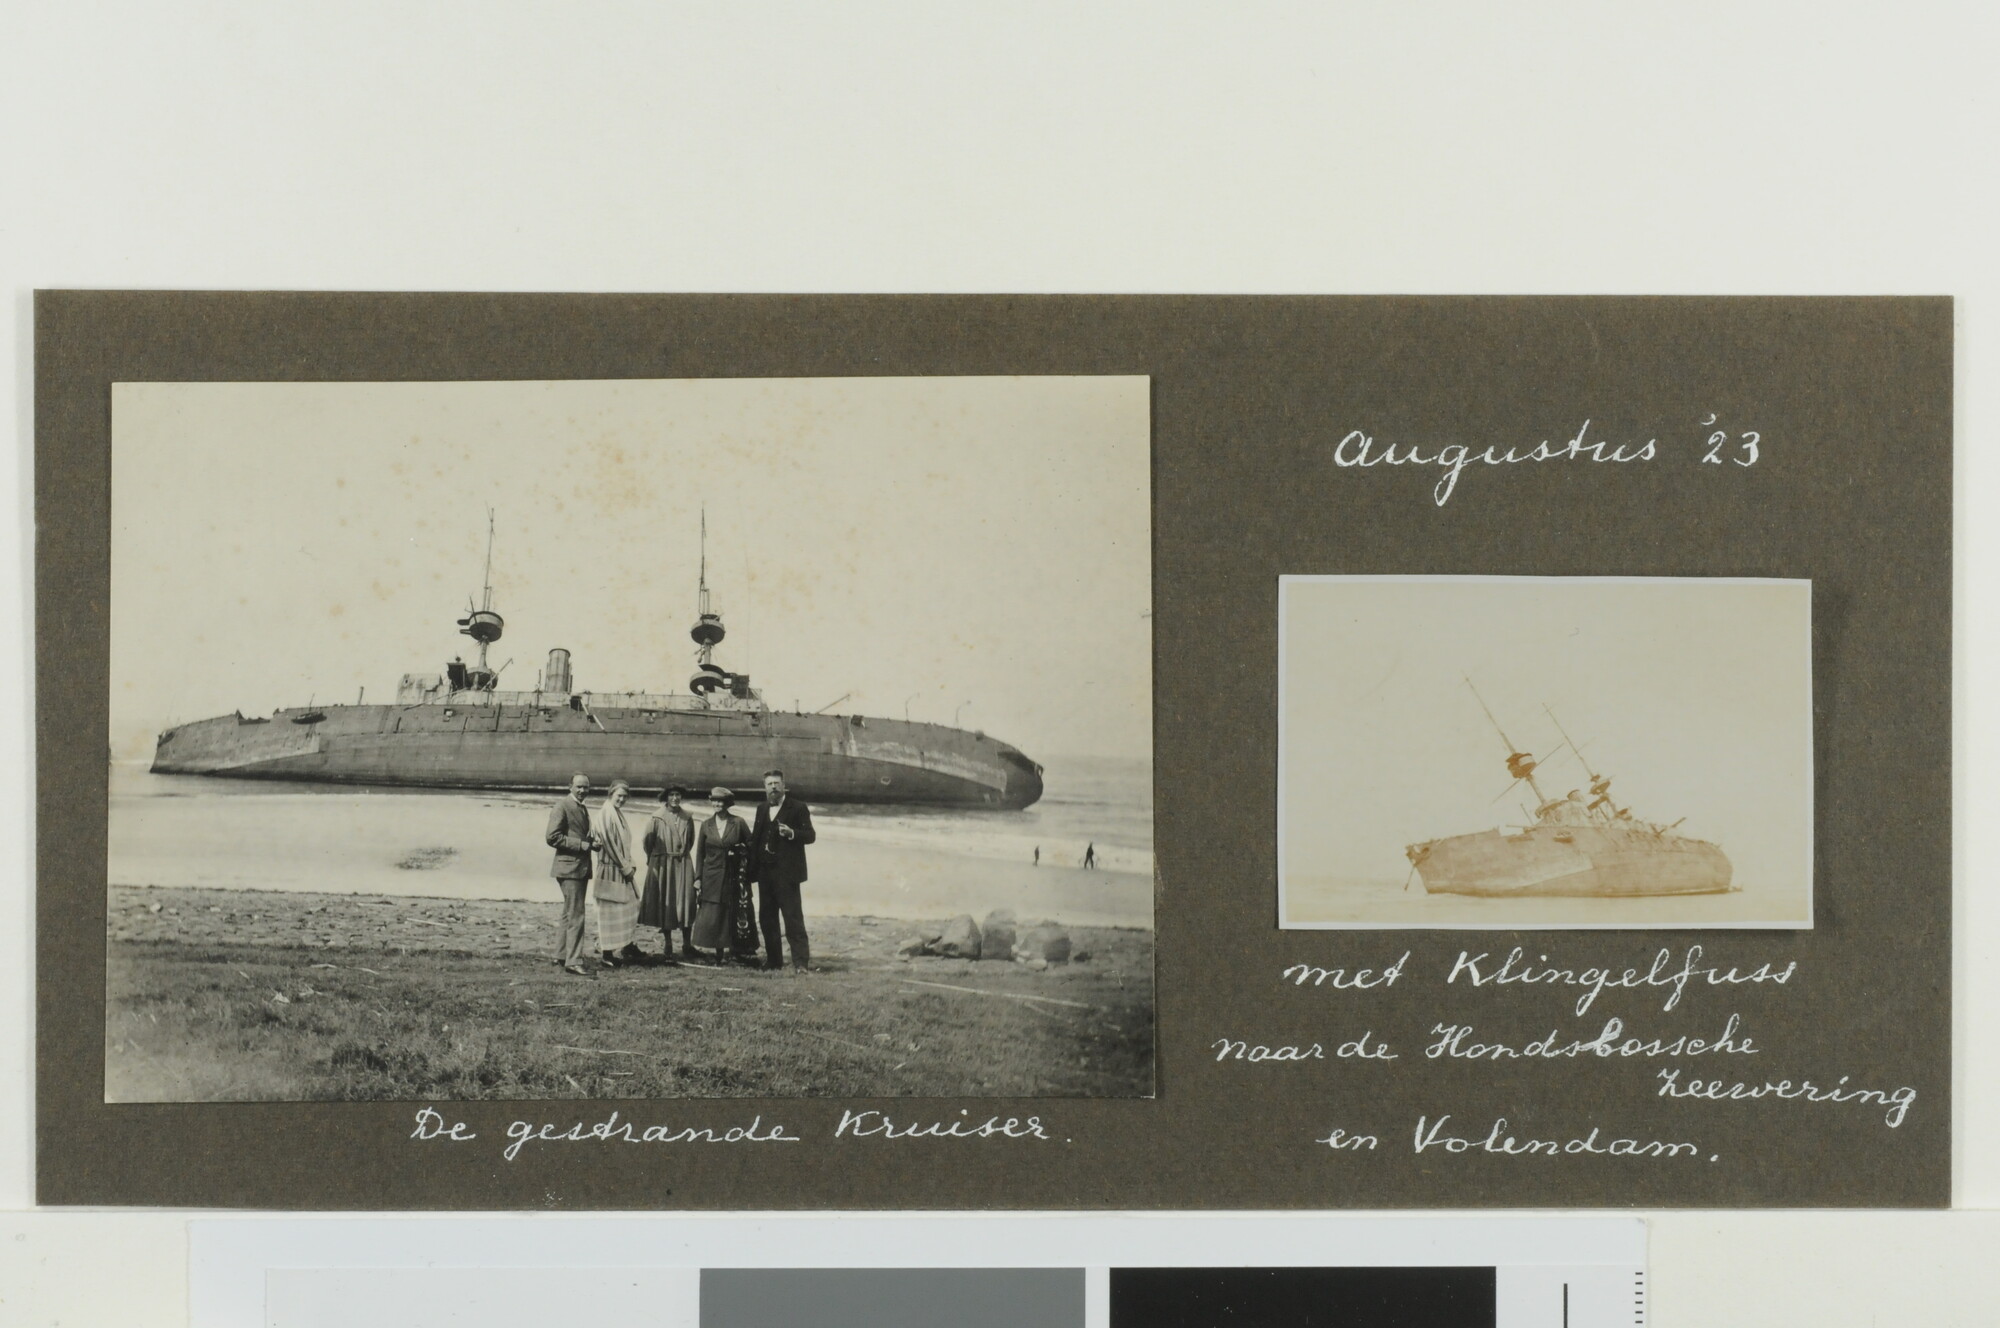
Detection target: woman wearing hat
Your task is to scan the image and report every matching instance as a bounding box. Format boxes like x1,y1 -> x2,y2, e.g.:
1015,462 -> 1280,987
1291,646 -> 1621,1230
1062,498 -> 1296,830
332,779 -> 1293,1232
688,786 -> 755,964
640,784 -> 696,961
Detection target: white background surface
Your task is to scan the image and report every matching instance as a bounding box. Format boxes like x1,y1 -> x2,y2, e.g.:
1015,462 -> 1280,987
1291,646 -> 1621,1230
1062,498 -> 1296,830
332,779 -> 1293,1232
2,3 -> 1994,1323
219,1216 -> 1641,1328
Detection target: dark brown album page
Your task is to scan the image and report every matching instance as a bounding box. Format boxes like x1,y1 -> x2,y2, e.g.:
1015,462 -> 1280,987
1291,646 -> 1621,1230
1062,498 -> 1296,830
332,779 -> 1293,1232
40,293 -> 1949,1208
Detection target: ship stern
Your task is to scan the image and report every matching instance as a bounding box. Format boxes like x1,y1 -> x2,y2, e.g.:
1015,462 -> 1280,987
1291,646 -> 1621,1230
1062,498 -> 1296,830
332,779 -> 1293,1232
996,744 -> 1045,810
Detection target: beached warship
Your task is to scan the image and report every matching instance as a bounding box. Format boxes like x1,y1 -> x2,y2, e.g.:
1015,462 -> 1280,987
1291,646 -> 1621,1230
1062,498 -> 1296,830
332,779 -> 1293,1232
1404,683 -> 1733,898
152,518 -> 1044,809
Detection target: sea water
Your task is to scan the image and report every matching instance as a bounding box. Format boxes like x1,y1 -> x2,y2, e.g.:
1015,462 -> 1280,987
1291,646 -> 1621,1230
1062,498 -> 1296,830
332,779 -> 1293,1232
107,757 -> 1154,928
812,755 -> 1152,872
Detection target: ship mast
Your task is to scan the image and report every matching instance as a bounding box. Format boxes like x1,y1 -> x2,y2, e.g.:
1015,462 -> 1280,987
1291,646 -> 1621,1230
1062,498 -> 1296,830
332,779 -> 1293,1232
480,508 -> 496,615
453,508 -> 505,691
697,509 -> 710,629
1465,677 -> 1548,808
688,508 -> 730,696
1543,705 -> 1625,820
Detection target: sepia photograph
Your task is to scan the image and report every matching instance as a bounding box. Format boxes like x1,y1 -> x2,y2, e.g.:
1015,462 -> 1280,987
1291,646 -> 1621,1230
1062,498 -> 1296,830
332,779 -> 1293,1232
1279,576 -> 1812,929
106,375 -> 1153,1101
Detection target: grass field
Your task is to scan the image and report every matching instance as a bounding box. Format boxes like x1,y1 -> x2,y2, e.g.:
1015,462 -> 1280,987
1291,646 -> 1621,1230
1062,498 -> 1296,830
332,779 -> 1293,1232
104,885 -> 1154,1102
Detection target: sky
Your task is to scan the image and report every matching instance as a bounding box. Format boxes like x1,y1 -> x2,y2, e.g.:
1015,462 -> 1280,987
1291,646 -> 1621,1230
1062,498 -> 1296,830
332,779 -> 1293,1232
1280,577 -> 1812,897
110,377 -> 1151,762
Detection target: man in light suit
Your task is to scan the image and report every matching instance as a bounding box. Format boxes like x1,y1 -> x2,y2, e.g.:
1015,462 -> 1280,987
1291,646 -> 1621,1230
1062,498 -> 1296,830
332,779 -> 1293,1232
545,772 -> 598,975
751,768 -> 816,972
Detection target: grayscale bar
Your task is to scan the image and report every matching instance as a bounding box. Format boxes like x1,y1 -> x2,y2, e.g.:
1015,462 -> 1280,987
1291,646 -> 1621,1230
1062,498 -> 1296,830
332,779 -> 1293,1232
700,1267 -> 1085,1328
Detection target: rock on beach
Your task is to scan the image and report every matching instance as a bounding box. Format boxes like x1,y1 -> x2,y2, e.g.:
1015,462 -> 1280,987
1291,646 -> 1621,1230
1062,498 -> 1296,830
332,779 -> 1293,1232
1016,923 -> 1071,964
980,909 -> 1017,962
935,914 -> 982,959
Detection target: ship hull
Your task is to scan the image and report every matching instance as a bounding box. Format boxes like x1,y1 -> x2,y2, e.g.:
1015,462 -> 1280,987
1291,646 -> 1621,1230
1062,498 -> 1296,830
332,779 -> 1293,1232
1411,824 -> 1732,898
152,702 -> 1043,809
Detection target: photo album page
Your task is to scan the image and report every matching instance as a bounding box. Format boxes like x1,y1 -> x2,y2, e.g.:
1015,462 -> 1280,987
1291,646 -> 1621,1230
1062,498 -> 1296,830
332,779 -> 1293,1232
36,292 -> 1949,1209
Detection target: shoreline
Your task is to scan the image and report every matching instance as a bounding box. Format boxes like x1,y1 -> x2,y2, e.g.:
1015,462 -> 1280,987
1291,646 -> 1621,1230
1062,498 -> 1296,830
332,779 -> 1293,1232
109,882 -> 1153,954
111,802 -> 1153,929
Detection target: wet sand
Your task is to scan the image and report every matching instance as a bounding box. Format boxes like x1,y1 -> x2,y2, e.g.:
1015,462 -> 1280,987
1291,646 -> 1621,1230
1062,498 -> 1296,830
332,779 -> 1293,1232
111,792 -> 1153,929
107,882 -> 1142,957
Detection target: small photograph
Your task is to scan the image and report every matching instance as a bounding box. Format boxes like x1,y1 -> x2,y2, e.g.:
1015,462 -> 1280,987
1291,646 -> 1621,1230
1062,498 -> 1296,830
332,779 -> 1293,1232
107,376 -> 1153,1101
1279,576 -> 1812,929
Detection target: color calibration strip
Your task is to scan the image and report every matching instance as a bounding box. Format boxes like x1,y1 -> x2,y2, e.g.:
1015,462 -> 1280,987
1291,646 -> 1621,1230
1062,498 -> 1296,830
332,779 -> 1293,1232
697,1265 -> 1644,1328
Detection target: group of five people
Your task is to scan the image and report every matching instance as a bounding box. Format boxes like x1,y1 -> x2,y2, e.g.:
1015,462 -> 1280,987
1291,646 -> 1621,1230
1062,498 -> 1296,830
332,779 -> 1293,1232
544,769 -> 816,976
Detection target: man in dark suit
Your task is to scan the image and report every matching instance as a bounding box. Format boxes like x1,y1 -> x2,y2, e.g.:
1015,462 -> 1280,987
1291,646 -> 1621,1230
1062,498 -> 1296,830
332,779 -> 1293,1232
545,772 -> 598,975
751,768 -> 816,972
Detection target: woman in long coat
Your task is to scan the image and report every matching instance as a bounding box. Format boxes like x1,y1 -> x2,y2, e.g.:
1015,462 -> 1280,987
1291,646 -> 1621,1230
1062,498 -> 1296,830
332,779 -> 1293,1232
592,780 -> 642,965
688,786 -> 754,964
639,785 -> 696,960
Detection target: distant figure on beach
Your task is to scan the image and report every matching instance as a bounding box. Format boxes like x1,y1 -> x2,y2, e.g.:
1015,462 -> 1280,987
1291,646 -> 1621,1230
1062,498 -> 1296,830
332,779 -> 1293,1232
689,786 -> 754,964
751,769 -> 816,972
545,772 -> 598,976
640,784 -> 696,961
1034,845 -> 1040,868
592,780 -> 642,967
1083,842 -> 1097,870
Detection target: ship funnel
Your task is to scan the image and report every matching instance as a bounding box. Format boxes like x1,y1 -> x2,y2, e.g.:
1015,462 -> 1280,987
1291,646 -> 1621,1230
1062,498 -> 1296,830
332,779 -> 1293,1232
545,647 -> 572,695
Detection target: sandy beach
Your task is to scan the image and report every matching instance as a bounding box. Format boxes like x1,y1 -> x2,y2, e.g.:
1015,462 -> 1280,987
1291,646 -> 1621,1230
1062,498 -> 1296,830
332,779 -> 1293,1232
106,884 -> 1154,1103
106,762 -> 1155,1103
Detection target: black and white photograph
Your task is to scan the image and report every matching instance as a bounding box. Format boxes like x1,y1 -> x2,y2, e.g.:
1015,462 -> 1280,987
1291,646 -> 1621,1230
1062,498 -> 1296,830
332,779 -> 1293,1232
1279,576 -> 1813,929
105,375 -> 1154,1102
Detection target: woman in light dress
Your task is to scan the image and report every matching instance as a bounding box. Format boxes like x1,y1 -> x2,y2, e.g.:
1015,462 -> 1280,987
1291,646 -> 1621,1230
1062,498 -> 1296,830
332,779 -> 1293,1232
592,779 -> 643,966
640,784 -> 696,962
